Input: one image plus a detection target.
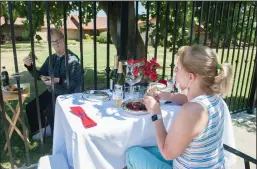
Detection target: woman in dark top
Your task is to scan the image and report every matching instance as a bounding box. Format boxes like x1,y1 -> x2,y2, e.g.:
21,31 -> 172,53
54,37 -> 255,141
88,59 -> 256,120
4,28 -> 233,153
23,28 -> 81,139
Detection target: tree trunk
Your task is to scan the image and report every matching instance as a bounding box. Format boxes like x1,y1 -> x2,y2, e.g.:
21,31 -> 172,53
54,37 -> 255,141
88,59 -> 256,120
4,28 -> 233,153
99,2 -> 145,59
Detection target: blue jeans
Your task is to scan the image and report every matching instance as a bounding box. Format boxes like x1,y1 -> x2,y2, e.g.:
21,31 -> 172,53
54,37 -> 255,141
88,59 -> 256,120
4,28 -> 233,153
126,146 -> 173,169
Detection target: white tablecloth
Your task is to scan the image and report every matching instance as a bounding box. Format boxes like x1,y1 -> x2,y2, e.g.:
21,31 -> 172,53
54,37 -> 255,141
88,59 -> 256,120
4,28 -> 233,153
53,93 -> 181,169
52,92 -> 236,169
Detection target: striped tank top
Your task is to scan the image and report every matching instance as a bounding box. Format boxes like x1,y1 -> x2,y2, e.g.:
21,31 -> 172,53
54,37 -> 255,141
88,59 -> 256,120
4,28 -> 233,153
173,94 -> 225,169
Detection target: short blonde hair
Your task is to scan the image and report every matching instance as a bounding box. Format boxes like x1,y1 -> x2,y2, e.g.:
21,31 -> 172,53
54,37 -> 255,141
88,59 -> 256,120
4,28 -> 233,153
177,45 -> 233,95
49,28 -> 64,40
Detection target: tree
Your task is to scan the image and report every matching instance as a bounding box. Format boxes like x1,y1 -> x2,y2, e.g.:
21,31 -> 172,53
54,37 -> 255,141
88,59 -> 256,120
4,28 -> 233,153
139,1 -> 256,52
0,1 -> 255,59
0,1 -> 145,59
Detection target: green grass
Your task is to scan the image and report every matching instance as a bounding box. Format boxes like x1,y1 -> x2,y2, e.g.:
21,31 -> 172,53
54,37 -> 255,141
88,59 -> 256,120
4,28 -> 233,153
0,41 -> 256,168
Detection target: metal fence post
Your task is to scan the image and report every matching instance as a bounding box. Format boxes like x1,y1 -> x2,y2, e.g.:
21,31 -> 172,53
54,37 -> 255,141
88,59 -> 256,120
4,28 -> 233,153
248,50 -> 257,114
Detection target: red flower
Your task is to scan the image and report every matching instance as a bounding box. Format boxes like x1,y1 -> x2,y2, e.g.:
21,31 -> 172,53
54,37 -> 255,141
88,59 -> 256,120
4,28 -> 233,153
149,71 -> 158,81
127,59 -> 134,65
139,57 -> 147,63
158,79 -> 167,86
155,62 -> 161,68
144,69 -> 150,76
133,59 -> 140,64
151,57 -> 157,62
132,67 -> 140,76
127,57 -> 160,82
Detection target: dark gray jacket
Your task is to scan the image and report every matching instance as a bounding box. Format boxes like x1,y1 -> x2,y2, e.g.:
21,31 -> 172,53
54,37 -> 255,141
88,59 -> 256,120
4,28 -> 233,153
25,50 -> 82,95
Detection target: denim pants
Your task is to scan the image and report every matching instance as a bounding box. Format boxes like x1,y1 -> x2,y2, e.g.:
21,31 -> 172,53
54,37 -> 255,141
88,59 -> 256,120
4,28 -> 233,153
126,146 -> 173,169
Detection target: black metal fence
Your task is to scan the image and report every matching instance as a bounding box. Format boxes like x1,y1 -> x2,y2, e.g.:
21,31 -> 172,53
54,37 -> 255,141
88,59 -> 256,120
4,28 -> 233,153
0,1 -> 256,168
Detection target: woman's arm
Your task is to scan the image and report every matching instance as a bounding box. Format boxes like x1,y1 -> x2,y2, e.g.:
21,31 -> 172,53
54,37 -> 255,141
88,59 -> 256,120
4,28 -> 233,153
143,95 -> 208,160
155,102 -> 208,160
156,91 -> 188,105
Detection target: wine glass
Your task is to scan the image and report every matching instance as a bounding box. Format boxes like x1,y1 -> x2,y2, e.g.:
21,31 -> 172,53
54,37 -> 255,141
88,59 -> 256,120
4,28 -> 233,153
125,64 -> 142,99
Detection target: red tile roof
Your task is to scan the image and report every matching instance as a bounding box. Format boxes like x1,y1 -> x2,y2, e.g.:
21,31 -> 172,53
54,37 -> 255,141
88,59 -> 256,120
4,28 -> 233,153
70,15 -> 107,30
0,16 -> 26,26
41,16 -> 79,30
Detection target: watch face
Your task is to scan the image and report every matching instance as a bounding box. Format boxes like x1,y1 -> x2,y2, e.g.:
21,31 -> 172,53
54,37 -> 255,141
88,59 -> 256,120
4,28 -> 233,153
152,114 -> 158,121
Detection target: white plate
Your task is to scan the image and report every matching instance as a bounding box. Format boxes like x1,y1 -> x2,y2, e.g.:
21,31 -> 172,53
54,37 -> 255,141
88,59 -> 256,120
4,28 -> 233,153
3,84 -> 27,94
82,90 -> 110,102
148,82 -> 166,90
121,99 -> 149,115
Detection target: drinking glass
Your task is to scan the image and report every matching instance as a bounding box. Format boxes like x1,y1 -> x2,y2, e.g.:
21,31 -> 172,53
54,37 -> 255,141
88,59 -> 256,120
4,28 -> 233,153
125,64 -> 142,99
113,84 -> 123,107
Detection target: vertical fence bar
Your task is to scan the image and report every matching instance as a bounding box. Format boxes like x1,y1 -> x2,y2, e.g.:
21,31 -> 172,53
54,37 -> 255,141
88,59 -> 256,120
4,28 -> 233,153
0,86 -> 14,168
230,2 -> 247,112
243,8 -> 256,108
0,90 -> 14,169
244,159 -> 250,169
63,2 -> 70,90
79,1 -> 84,92
210,2 -> 218,49
145,1 -> 150,59
45,1 -> 55,122
27,1 -> 44,148
237,6 -> 253,109
93,2 -> 97,89
134,1 -> 138,59
235,5 -> 251,109
244,21 -> 257,108
189,1 -> 196,45
204,2 -> 211,45
231,2 -> 242,64
247,46 -> 257,113
154,2 -> 160,59
0,19 -> 14,168
106,2 -> 111,89
226,2 -> 236,61
216,1 -> 225,53
0,2 -> 14,166
162,2 -> 170,79
221,2 -> 231,63
171,2 -> 179,78
228,2 -> 242,106
197,1 -> 204,44
8,1 -> 31,166
181,2 -> 188,46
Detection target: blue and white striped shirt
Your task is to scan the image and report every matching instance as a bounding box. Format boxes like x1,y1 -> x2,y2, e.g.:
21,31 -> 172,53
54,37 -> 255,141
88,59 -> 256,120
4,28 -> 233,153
173,94 -> 225,169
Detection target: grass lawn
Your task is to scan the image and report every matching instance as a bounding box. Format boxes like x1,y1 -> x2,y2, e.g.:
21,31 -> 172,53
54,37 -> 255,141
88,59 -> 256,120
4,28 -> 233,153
0,41 -> 256,168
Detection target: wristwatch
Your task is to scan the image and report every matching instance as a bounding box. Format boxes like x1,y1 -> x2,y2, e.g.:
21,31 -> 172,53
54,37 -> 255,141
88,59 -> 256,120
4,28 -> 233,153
151,114 -> 163,122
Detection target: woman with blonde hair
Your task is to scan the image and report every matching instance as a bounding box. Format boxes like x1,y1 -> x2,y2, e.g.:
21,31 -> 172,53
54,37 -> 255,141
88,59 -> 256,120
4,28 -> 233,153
126,44 -> 233,168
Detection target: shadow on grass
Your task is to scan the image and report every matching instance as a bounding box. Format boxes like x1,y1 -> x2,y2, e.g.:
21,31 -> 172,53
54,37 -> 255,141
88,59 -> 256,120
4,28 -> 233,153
0,68 -> 109,168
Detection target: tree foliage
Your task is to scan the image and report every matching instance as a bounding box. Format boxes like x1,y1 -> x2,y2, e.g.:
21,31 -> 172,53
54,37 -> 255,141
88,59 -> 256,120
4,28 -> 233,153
0,1 -> 256,55
0,1 -> 101,35
139,1 -> 256,52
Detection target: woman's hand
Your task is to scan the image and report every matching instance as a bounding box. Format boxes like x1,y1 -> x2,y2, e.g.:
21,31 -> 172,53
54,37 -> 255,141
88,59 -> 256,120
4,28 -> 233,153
143,95 -> 161,115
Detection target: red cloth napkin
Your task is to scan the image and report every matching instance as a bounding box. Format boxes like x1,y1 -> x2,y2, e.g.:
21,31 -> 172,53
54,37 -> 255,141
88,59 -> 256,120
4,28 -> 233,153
70,106 -> 97,128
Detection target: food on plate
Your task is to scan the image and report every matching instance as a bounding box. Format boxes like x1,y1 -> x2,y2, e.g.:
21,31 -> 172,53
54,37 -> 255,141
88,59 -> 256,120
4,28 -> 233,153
125,99 -> 147,111
6,85 -> 23,92
146,86 -> 159,96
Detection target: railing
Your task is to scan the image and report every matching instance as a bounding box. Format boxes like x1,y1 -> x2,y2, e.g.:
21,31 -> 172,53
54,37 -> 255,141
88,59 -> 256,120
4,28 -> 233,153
224,144 -> 257,169
0,1 -> 256,168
